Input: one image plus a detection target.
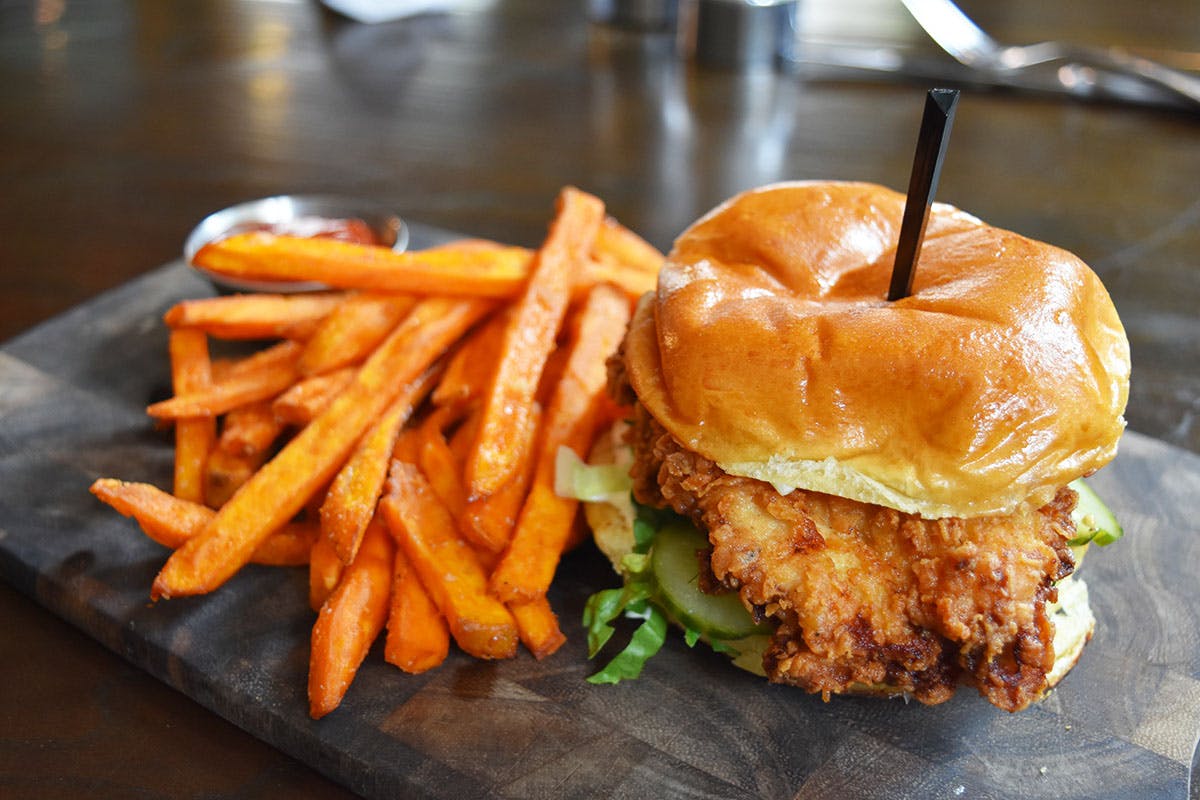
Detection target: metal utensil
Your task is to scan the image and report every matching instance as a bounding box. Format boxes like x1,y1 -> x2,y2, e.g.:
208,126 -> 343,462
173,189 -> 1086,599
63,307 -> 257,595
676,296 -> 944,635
677,0 -> 798,71
900,0 -> 1200,111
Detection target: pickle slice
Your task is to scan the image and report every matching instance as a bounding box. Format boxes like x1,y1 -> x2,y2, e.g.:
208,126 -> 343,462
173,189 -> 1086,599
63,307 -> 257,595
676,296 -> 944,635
650,521 -> 772,640
1068,478 -> 1123,547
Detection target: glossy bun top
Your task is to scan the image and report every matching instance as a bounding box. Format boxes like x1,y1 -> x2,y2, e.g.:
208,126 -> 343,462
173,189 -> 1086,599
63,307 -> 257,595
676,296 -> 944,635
624,181 -> 1130,518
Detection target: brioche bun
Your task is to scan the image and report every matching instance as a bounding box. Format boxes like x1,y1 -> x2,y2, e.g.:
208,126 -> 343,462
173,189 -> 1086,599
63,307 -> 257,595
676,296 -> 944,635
624,181 -> 1130,518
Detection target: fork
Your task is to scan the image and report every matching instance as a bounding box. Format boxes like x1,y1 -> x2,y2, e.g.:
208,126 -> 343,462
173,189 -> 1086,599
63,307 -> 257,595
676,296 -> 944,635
900,0 -> 1200,111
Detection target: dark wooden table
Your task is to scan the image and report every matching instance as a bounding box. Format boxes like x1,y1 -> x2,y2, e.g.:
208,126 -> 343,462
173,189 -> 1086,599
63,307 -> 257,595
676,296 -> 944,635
2,1 -> 1197,797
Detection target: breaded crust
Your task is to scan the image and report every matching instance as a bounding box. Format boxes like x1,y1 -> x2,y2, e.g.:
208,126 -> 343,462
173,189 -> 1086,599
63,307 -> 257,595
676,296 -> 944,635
627,406 -> 1080,713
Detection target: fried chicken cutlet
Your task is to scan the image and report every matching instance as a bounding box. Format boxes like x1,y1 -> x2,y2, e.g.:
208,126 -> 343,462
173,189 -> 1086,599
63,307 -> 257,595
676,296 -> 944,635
627,405 -> 1078,712
589,181 -> 1125,711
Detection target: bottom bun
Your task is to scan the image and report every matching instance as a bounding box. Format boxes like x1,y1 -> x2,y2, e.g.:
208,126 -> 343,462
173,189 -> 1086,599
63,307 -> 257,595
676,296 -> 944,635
1046,573 -> 1096,689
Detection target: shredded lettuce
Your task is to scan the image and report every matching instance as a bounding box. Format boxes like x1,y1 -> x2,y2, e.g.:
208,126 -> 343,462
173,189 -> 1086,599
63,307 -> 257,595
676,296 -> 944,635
582,497 -> 746,684
632,502 -> 668,554
583,560 -> 671,684
554,446 -> 632,503
584,583 -> 647,657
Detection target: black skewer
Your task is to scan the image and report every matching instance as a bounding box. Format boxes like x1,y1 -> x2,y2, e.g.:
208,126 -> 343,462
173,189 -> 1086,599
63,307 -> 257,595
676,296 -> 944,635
888,88 -> 961,302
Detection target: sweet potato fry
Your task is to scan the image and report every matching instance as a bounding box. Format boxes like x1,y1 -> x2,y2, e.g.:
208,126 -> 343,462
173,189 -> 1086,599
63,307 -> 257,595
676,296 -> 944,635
309,534 -> 344,612
168,329 -> 215,503
90,477 -> 215,548
204,400 -> 285,507
447,407 -> 480,465
593,216 -> 665,274
489,480 -> 579,603
151,296 -> 494,599
89,191 -> 669,716
196,233 -> 535,298
458,403 -> 540,554
308,517 -> 394,719
320,366 -> 439,565
417,412 -> 468,521
217,400 -> 283,456
391,425 -> 423,465
509,596 -> 567,660
490,284 -> 631,602
208,422 -> 282,508
245,522 -> 317,567
163,292 -> 344,340
536,335 -> 571,408
465,187 -> 605,497
384,546 -> 450,674
430,309 -> 507,409
212,340 -> 303,382
204,447 -> 258,509
148,344 -> 301,420
272,367 -> 356,427
89,479 -> 315,566
417,402 -> 469,442
298,292 -> 417,376
581,257 -> 657,301
379,461 -> 517,659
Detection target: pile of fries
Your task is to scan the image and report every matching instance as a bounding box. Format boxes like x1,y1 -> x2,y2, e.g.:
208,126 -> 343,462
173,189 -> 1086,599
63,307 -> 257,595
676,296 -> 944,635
90,187 -> 662,718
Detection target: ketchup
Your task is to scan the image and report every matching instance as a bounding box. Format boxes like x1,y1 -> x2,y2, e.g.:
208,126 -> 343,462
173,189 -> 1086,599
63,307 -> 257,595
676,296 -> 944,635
229,216 -> 380,246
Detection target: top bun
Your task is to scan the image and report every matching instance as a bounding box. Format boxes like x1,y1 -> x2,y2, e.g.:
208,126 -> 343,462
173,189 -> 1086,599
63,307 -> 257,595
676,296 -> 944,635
624,181 -> 1130,518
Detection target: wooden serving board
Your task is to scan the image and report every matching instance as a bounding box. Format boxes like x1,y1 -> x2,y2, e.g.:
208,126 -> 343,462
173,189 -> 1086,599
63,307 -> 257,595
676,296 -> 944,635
1,226 -> 1197,800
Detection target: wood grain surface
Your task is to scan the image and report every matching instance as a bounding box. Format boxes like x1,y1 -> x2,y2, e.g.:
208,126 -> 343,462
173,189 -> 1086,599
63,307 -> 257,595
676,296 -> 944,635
0,245 -> 1196,800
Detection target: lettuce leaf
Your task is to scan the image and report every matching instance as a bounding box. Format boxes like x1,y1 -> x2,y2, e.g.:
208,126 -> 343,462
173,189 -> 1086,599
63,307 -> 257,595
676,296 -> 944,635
554,446 -> 632,503
583,497 -> 748,683
585,603 -> 668,685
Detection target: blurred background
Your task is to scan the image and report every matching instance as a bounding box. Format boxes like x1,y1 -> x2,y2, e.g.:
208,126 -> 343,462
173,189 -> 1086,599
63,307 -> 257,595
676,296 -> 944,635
5,1 -> 1198,454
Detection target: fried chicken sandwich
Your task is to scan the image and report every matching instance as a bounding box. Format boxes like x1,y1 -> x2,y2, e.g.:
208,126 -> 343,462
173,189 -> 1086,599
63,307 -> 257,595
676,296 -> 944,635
572,181 -> 1130,712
